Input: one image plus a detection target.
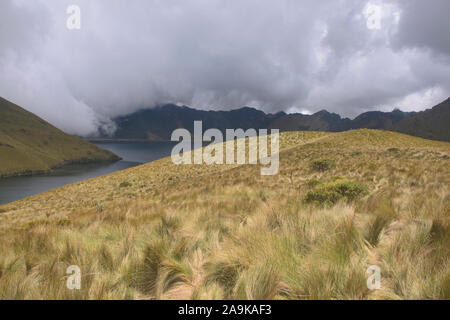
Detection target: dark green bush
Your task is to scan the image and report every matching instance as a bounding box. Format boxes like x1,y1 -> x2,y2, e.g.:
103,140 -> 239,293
310,159 -> 334,172
119,181 -> 132,188
304,180 -> 368,207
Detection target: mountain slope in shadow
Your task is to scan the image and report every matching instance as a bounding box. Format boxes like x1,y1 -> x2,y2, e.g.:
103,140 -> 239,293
107,98 -> 450,142
390,98 -> 450,141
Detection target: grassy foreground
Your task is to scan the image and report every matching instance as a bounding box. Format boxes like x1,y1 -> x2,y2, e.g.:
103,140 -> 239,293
0,97 -> 119,178
0,130 -> 448,299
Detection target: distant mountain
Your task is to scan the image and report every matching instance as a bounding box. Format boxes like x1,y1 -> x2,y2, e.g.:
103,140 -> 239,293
390,98 -> 450,141
350,109 -> 414,130
102,98 -> 450,142
0,97 -> 120,178
110,105 -> 279,141
268,110 -> 352,132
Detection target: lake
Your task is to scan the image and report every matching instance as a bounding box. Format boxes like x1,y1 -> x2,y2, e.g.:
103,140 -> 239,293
0,141 -> 177,205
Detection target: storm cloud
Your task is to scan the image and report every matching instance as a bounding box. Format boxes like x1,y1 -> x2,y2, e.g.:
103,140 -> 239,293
0,0 -> 449,135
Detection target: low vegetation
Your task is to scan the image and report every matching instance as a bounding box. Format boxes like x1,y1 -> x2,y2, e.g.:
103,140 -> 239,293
310,158 -> 334,172
119,181 -> 132,188
304,180 -> 368,207
0,129 -> 448,299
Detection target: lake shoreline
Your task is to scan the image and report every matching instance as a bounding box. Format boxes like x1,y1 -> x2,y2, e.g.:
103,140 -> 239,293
0,157 -> 122,180
0,141 -> 176,205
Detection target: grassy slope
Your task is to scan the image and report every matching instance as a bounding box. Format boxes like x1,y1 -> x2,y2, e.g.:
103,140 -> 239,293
0,130 -> 448,299
0,97 -> 120,178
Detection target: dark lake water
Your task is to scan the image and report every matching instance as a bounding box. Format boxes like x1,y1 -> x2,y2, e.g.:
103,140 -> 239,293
0,141 -> 176,205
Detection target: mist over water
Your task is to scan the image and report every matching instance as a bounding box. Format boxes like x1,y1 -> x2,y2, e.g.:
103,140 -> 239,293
93,141 -> 177,164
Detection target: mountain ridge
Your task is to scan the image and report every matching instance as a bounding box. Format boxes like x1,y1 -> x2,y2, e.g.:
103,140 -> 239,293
103,98 -> 449,142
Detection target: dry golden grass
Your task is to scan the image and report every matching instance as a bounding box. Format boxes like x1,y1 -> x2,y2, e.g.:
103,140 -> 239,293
0,129 -> 448,299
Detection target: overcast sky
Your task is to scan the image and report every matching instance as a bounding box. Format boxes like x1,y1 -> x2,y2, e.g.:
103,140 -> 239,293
1,0 -> 449,135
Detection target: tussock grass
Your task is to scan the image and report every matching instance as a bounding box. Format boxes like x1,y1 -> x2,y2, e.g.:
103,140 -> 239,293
0,129 -> 448,299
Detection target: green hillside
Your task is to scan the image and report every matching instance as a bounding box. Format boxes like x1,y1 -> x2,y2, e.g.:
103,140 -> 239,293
0,129 -> 448,299
0,97 -> 120,178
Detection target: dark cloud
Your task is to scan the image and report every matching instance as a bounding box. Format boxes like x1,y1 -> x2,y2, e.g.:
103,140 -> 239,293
392,0 -> 450,56
0,0 -> 449,135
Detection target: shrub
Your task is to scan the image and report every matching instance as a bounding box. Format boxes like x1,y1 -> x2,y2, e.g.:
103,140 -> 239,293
310,159 -> 334,172
119,181 -> 132,188
304,180 -> 368,207
306,178 -> 322,188
0,208 -> 7,213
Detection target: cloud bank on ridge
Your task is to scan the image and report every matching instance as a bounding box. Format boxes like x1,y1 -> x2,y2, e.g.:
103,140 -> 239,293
1,0 -> 449,135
